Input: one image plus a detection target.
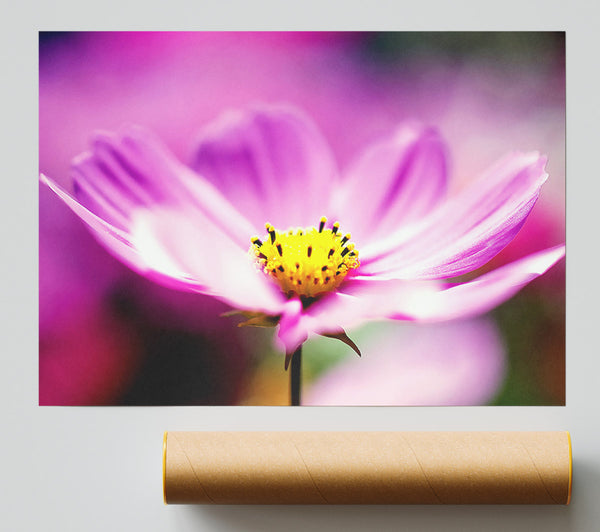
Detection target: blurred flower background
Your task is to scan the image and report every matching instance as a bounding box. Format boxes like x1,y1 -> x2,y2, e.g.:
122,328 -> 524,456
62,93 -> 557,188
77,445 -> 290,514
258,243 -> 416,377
39,31 -> 565,405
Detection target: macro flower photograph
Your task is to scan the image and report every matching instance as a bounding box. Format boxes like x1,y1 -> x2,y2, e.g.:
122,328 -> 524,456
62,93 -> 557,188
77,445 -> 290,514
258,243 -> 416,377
39,31 -> 565,406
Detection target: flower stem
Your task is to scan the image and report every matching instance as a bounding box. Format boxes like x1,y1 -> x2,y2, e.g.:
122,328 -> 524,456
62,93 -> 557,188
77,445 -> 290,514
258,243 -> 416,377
290,346 -> 302,406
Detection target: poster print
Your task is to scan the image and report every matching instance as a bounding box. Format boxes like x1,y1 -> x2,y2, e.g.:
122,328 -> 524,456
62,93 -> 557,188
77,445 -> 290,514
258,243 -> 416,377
39,32 -> 565,406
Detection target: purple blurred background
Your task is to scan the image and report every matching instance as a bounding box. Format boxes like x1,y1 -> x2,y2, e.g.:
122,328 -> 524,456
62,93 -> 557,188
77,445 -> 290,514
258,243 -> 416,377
39,32 -> 565,405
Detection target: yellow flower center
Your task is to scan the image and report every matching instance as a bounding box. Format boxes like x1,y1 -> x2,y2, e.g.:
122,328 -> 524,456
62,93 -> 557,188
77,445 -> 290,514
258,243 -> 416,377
251,216 -> 360,298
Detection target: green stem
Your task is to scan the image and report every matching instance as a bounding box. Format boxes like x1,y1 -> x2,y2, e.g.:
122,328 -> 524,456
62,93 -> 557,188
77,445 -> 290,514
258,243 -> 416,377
290,346 -> 302,406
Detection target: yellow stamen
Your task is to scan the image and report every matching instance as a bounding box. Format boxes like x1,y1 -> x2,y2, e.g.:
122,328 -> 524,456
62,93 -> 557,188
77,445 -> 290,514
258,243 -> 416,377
250,217 -> 360,297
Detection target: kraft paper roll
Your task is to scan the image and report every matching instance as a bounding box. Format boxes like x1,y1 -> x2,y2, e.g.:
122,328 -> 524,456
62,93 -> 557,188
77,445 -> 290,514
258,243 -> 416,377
163,431 -> 572,505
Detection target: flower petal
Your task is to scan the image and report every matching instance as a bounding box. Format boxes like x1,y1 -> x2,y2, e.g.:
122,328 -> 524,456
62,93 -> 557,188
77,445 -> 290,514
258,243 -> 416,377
305,319 -> 506,406
190,105 -> 339,231
71,125 -> 256,247
41,174 -> 286,314
292,244 -> 564,338
360,152 -> 549,279
264,278 -> 436,352
406,244 -> 565,322
301,279 -> 439,334
41,174 -> 210,293
41,174 -> 143,269
275,299 -> 307,355
333,124 -> 448,246
130,207 -> 286,314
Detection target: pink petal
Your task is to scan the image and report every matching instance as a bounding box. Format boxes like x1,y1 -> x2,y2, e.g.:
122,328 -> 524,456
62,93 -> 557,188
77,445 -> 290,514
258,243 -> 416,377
406,244 -> 565,322
360,152 -> 549,279
41,174 -> 216,293
292,244 -> 564,338
71,125 -> 256,247
41,174 -> 148,274
332,124 -> 448,247
129,207 -> 286,314
275,299 -> 307,355
301,279 -> 439,334
305,319 -> 506,406
41,174 -> 286,314
190,104 -> 339,231
264,279 -> 437,354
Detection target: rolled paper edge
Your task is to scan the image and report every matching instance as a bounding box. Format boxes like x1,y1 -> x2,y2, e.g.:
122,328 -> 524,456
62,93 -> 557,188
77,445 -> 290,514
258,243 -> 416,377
567,431 -> 572,505
162,431 -> 573,505
163,431 -> 168,505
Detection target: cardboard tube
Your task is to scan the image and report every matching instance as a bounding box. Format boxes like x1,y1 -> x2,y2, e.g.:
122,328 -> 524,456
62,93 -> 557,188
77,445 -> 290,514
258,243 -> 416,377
163,431 -> 572,505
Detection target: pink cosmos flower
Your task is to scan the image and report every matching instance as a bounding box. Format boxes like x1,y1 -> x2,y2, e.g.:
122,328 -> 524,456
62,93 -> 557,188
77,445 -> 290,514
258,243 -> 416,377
40,104 -> 565,366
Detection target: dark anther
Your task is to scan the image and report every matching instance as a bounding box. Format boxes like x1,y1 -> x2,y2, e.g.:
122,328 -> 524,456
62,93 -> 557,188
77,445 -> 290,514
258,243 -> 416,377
258,253 -> 267,260
295,263 -> 300,269
276,243 -> 283,256
253,238 -> 263,247
321,265 -> 328,272
307,246 -> 312,257
341,235 -> 349,245
269,228 -> 276,244
324,276 -> 330,283
319,219 -> 326,232
332,223 -> 339,235
341,247 -> 350,257
328,249 -> 334,258
278,265 -> 285,272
